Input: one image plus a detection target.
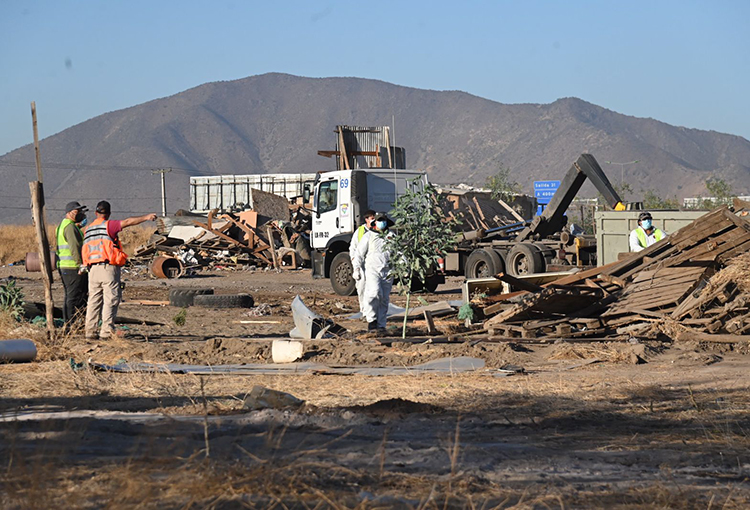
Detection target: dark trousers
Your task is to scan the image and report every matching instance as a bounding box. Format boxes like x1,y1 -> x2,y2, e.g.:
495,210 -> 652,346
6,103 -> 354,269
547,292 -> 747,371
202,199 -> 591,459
59,269 -> 88,323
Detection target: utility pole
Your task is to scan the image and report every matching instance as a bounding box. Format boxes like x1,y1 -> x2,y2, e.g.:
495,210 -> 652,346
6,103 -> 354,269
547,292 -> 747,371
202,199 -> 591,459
605,160 -> 639,186
152,168 -> 172,216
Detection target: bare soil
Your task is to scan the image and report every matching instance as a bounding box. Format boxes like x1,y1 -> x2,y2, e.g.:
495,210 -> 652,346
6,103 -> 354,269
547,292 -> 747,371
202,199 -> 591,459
1,265 -> 750,508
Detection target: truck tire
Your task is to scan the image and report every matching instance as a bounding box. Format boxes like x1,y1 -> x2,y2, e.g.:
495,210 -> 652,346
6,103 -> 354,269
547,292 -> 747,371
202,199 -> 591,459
330,252 -> 357,296
464,249 -> 503,279
424,274 -> 442,293
193,293 -> 254,309
507,243 -> 545,276
169,288 -> 214,307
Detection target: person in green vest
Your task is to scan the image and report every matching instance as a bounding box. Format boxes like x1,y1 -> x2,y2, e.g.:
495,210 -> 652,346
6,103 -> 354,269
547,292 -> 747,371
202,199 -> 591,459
629,211 -> 667,252
56,201 -> 89,324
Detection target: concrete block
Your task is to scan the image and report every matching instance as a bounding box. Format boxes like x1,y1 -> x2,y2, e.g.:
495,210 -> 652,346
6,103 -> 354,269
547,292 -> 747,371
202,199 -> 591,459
272,339 -> 304,363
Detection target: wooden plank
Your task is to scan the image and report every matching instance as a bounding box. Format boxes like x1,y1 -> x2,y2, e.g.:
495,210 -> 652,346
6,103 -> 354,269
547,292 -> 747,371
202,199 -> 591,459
192,221 -> 246,248
717,238 -> 750,264
221,214 -> 257,247
675,330 -> 750,344
495,197 -> 525,222
266,225 -> 279,269
624,273 -> 708,295
423,310 -> 438,335
630,265 -> 707,283
496,272 -> 544,293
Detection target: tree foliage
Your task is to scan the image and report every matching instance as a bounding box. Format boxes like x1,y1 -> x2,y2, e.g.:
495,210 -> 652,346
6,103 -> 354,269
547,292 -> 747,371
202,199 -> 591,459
386,180 -> 459,337
485,167 -> 520,202
642,189 -> 680,210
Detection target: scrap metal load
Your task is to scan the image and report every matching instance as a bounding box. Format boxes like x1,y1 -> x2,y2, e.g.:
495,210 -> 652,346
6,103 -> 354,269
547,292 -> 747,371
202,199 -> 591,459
131,189 -> 312,276
474,203 -> 750,343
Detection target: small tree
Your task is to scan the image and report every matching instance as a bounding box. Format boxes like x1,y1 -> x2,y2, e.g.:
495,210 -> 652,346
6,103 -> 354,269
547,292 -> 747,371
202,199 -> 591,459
386,180 -> 459,338
642,189 -> 680,210
703,177 -> 735,208
486,166 -> 520,202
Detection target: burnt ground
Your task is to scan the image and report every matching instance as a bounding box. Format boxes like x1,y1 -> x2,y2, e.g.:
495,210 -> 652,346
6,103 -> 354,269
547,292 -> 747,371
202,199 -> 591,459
1,265 -> 750,508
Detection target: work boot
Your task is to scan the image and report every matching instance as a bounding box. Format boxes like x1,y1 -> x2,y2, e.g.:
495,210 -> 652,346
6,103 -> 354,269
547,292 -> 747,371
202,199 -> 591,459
367,321 -> 378,331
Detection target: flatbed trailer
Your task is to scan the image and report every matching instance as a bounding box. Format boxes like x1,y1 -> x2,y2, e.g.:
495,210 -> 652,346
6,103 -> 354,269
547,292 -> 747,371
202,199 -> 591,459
446,154 -> 624,278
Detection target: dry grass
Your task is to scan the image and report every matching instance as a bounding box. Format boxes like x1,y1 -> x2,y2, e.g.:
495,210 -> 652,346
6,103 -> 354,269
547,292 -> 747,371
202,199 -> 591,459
0,223 -> 155,265
0,224 -> 56,266
119,225 -> 155,255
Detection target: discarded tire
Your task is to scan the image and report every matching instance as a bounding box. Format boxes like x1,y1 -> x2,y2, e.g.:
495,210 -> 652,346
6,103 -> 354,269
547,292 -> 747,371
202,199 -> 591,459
169,288 -> 214,307
193,293 -> 255,309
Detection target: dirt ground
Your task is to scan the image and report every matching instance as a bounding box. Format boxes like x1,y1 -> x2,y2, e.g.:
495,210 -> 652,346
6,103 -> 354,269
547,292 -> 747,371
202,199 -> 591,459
1,265 -> 750,508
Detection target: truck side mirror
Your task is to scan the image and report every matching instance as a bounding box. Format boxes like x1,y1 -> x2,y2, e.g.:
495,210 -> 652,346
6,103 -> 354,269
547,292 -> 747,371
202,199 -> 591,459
303,184 -> 311,203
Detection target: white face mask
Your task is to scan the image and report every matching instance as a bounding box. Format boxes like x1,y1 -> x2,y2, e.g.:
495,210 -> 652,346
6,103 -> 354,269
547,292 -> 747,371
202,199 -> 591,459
376,220 -> 387,230
641,219 -> 652,230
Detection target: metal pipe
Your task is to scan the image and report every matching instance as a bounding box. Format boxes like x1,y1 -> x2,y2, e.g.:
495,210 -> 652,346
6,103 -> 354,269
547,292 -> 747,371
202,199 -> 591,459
0,339 -> 37,363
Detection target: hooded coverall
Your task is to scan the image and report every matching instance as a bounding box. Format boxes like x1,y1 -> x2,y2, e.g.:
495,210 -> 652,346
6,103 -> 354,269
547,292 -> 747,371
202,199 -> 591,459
353,230 -> 393,328
349,225 -> 371,313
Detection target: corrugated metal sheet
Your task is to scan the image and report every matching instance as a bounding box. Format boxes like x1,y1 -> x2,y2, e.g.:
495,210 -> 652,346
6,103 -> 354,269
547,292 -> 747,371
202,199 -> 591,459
189,173 -> 316,213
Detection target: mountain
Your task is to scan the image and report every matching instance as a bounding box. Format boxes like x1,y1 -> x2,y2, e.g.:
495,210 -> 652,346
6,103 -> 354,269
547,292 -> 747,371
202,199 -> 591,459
2,73 -> 749,223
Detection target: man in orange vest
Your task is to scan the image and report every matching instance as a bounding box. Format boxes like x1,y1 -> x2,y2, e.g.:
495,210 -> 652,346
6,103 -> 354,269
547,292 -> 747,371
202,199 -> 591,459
83,201 -> 156,340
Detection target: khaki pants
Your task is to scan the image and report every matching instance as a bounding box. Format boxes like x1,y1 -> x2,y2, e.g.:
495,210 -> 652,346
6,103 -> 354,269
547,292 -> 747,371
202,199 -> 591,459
85,264 -> 122,339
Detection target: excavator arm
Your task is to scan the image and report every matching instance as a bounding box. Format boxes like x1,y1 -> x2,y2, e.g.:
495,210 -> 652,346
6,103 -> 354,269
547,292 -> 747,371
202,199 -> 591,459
515,154 -> 624,241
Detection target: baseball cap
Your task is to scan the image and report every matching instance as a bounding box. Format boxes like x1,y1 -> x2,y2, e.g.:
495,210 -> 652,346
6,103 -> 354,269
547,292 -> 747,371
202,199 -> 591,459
65,201 -> 88,213
638,211 -> 652,221
96,200 -> 111,215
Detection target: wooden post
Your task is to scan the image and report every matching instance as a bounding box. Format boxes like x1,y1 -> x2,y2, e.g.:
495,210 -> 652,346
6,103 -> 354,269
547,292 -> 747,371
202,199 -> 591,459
266,225 -> 279,269
30,182 -> 55,336
31,102 -> 43,183
30,102 -> 55,336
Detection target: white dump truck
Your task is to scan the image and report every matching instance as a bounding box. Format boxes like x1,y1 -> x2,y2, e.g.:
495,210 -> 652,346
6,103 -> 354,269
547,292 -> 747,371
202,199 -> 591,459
307,168 -> 442,295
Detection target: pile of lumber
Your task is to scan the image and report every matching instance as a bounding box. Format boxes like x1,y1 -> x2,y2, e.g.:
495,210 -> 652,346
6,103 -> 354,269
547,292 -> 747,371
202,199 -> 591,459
478,206 -> 750,343
439,192 -> 523,232
132,209 -> 303,270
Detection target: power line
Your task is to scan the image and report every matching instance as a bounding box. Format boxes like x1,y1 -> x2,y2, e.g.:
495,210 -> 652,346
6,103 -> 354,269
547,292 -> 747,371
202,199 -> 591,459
0,160 -> 197,173
0,195 -> 163,200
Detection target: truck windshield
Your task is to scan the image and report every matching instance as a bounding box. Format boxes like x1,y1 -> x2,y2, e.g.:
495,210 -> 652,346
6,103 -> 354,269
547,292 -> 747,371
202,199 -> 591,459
318,180 -> 338,214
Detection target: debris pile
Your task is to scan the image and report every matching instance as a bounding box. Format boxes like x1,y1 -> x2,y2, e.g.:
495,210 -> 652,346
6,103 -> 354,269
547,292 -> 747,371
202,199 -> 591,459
476,206 -> 750,343
132,203 -> 312,276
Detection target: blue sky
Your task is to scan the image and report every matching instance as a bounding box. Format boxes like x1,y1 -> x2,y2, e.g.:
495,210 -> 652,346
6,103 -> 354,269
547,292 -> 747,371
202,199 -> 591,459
1,0 -> 748,156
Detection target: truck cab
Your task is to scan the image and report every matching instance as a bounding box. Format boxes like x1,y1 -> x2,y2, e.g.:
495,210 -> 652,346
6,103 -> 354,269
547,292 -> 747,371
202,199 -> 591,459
309,168 -> 429,294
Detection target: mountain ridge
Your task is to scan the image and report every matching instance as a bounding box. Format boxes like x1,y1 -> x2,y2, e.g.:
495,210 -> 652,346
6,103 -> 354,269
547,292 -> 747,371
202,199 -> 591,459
1,73 -> 748,223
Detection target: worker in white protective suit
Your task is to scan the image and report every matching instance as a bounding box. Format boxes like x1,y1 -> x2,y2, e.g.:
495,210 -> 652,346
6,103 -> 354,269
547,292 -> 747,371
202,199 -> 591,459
353,214 -> 394,331
349,209 -> 376,315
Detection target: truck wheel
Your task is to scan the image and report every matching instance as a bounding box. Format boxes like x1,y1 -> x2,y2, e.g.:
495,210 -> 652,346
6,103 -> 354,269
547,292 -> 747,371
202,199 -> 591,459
507,243 -> 545,276
424,274 -> 441,293
330,252 -> 357,296
464,249 -> 503,279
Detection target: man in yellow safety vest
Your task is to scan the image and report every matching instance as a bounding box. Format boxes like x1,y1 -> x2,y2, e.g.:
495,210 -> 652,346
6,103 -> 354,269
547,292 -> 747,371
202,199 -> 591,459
629,211 -> 667,252
56,201 -> 89,324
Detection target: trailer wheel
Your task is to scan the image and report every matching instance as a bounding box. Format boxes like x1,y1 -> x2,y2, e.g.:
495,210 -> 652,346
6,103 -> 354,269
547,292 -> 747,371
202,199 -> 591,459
330,252 -> 357,296
464,249 -> 503,279
507,243 -> 545,276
